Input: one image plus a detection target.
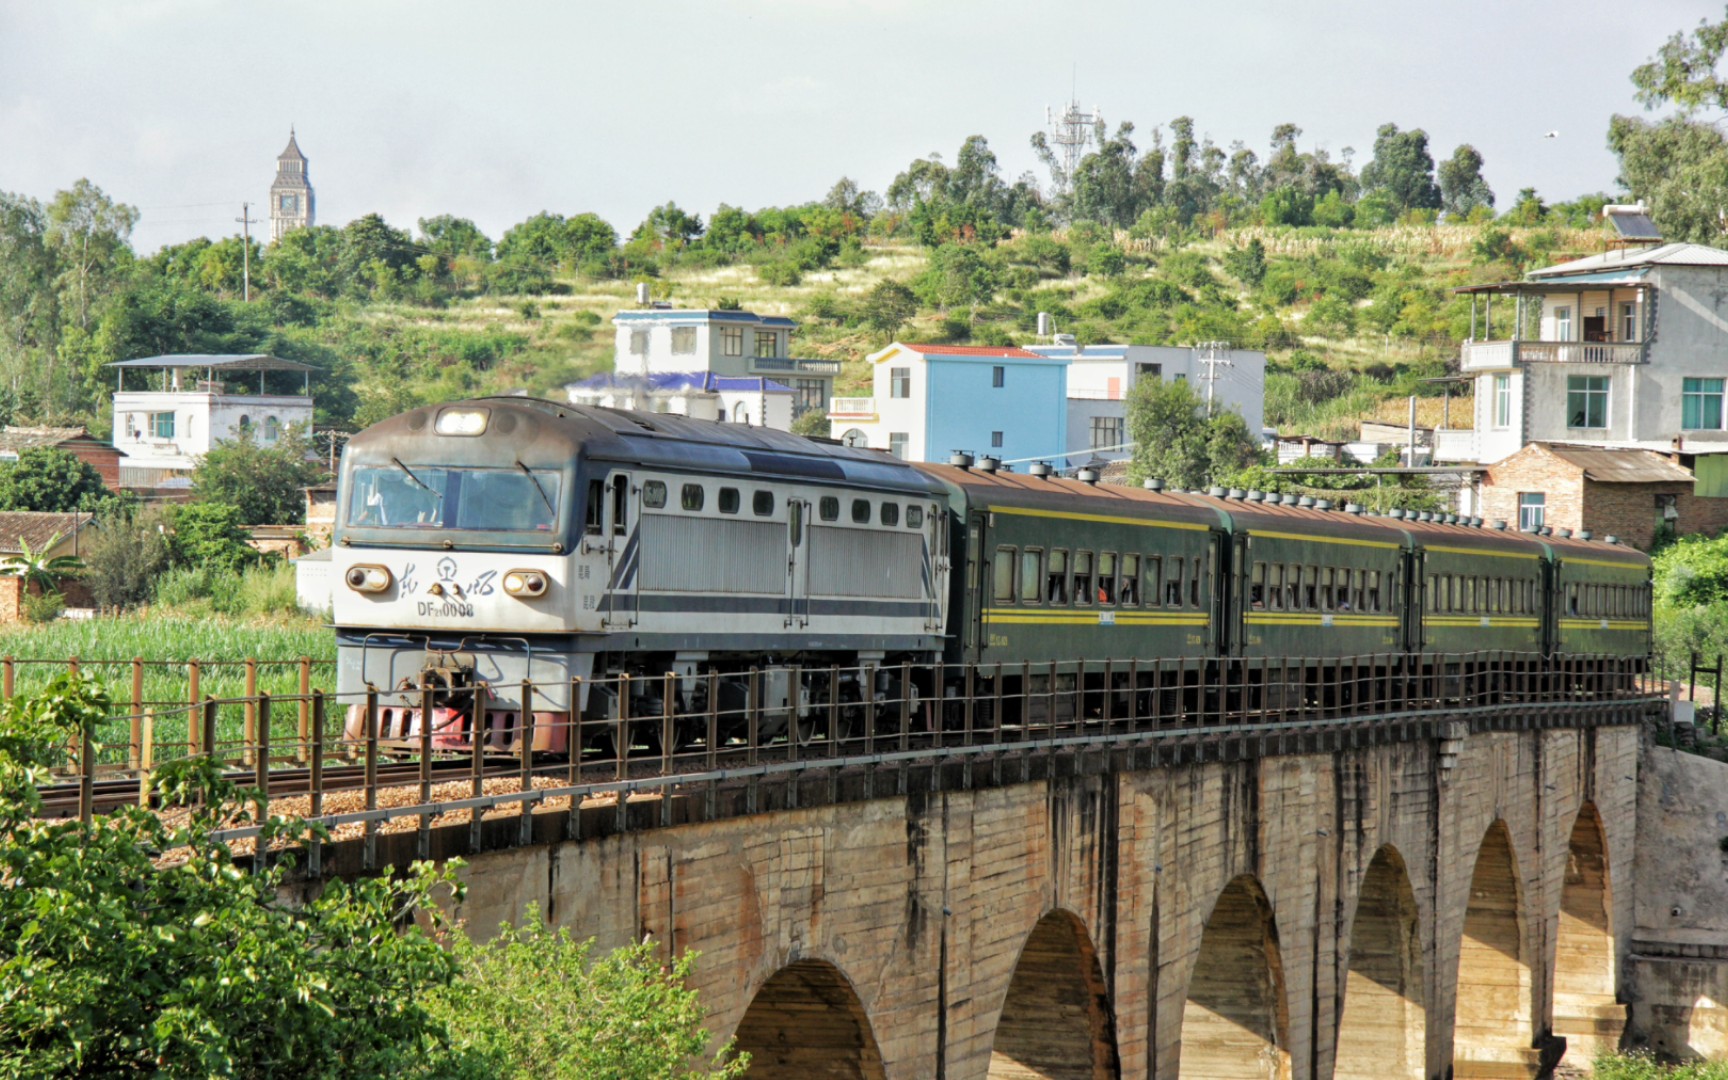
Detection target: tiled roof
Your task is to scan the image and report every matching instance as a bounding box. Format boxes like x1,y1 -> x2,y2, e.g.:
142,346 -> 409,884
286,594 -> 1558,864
899,344 -> 1049,359
0,512 -> 94,556
1540,444 -> 1695,483
0,426 -> 102,455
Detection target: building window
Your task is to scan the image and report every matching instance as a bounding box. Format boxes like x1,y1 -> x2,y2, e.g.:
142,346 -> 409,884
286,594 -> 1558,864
1555,305 -> 1573,341
793,378 -> 826,416
1090,416 -> 1124,449
1620,301 -> 1638,342
1493,374 -> 1511,429
1566,375 -> 1609,429
889,432 -> 909,460
754,331 -> 778,359
1518,492 -> 1545,531
889,367 -> 911,399
263,416 -> 280,443
150,412 -> 175,439
722,326 -> 743,356
991,431 -> 1004,448
238,414 -> 252,434
1684,377 -> 1725,430
992,366 -> 1005,388
629,330 -> 649,356
671,327 -> 697,355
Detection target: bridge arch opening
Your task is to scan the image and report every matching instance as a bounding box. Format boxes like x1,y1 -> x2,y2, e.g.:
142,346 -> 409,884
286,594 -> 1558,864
1178,874 -> 1292,1080
1554,803 -> 1624,1063
1334,845 -> 1426,1080
1453,819 -> 1533,1078
731,959 -> 886,1079
988,908 -> 1120,1079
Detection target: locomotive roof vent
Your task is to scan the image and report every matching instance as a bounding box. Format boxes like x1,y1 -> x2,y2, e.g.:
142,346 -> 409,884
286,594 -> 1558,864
1078,468 -> 1101,485
976,455 -> 1000,473
949,451 -> 975,469
1577,529 -> 1593,540
1208,485 -> 1227,497
1029,461 -> 1054,479
1143,477 -> 1165,491
1315,498 -> 1334,510
1226,487 -> 1245,499
1605,534 -> 1620,544
1297,496 -> 1316,508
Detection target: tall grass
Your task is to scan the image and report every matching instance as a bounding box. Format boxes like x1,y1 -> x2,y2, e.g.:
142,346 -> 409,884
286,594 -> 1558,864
1594,1052 -> 1728,1080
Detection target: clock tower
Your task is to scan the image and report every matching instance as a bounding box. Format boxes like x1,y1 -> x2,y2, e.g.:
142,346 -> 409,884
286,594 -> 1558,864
268,129 -> 314,242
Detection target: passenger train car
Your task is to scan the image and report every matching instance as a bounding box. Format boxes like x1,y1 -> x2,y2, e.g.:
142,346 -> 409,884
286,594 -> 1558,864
331,397 -> 1651,751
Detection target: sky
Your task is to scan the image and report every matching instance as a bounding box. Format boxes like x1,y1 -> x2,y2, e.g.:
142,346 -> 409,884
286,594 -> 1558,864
1,0 -> 1718,255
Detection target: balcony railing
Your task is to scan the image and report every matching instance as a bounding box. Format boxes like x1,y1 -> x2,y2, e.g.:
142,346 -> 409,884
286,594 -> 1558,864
748,356 -> 843,375
1460,340 -> 1648,371
828,397 -> 876,417
1432,429 -> 1480,463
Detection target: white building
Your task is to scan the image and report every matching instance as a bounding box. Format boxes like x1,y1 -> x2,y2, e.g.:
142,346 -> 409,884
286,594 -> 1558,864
565,372 -> 795,430
1025,341 -> 1267,466
1440,239 -> 1728,464
109,354 -> 314,484
606,307 -> 840,419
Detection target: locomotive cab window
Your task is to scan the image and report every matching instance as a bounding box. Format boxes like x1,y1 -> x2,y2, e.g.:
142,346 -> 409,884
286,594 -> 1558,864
819,496 -> 839,521
612,477 -> 627,535
993,547 -> 1016,603
880,502 -> 899,527
1047,549 -> 1070,604
681,484 -> 705,512
852,499 -> 871,524
643,480 -> 667,509
1073,551 -> 1094,606
1020,548 -> 1043,605
719,487 -> 741,515
585,479 -> 603,534
350,463 -> 564,534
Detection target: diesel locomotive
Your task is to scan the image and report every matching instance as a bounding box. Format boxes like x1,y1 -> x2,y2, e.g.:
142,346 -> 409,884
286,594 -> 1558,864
330,397 -> 1651,751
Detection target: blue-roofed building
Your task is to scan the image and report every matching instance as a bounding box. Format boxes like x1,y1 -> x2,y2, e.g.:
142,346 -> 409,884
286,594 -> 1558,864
565,371 -> 796,429
828,343 -> 1069,465
608,307 -> 840,418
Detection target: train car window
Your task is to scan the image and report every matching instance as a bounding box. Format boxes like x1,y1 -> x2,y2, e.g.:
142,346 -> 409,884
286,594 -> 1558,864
643,481 -> 667,509
754,491 -> 775,517
1146,556 -> 1163,608
719,487 -> 741,515
1020,548 -> 1044,604
1266,563 -> 1283,611
1121,554 -> 1140,606
880,502 -> 899,526
993,547 -> 1016,603
819,496 -> 839,521
1302,566 -> 1318,611
907,505 -> 924,528
1167,557 -> 1186,608
1336,569 -> 1354,611
1319,567 -> 1334,611
1099,552 -> 1118,605
1193,554 -> 1205,609
851,499 -> 871,524
1367,570 -> 1382,612
1047,550 -> 1070,604
585,479 -> 604,534
612,477 -> 628,535
1073,551 -> 1094,606
681,484 -> 705,512
1250,561 -> 1267,609
1567,583 -> 1580,616
1282,562 -> 1298,610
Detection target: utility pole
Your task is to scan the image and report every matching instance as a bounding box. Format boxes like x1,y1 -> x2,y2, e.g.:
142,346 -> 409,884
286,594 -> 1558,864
1195,341 -> 1233,417
235,202 -> 256,302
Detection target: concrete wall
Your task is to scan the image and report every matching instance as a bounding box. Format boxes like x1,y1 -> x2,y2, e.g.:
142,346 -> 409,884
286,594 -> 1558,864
436,722 -> 1641,1080
113,392 -> 313,471
613,311 -> 789,377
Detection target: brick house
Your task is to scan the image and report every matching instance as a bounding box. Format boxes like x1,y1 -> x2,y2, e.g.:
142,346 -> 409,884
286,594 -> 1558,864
0,511 -> 98,613
1477,442 -> 1728,550
0,426 -> 124,488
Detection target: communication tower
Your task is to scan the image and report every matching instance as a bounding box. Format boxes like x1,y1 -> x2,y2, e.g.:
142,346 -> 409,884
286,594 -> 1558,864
1044,98 -> 1103,194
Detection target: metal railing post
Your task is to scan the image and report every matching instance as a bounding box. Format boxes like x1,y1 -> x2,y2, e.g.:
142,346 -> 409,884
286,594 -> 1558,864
309,691 -> 325,877
129,657 -> 144,771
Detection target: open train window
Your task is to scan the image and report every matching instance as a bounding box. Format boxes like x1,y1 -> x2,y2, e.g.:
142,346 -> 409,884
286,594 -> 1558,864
1319,567 -> 1335,611
880,502 -> 899,526
643,481 -> 667,509
1266,563 -> 1283,611
1192,554 -> 1205,609
1099,552 -> 1117,605
1302,566 -> 1318,611
993,546 -> 1016,603
1020,548 -> 1044,604
819,496 -> 839,521
1047,549 -> 1070,604
681,484 -> 705,512
1366,570 -> 1381,612
754,491 -> 775,517
1073,551 -> 1094,606
1167,556 -> 1186,608
1352,569 -> 1365,612
1121,554 -> 1140,606
719,487 -> 741,515
907,505 -> 924,528
585,479 -> 604,534
852,499 -> 870,524
1146,555 -> 1163,608
1250,561 -> 1266,609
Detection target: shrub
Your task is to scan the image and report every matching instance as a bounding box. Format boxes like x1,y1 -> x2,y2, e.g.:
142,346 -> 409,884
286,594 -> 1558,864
20,590 -> 63,624
82,507 -> 171,611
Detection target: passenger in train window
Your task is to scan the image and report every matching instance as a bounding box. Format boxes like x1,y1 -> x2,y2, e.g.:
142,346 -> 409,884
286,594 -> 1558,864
1073,552 -> 1094,606
1099,553 -> 1117,605
1120,554 -> 1140,606
1047,550 -> 1070,604
1167,556 -> 1185,607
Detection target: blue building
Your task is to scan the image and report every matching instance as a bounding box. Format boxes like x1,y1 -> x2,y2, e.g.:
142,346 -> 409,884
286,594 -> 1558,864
828,343 -> 1069,465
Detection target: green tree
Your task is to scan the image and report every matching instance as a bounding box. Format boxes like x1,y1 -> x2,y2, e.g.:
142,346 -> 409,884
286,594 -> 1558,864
862,279 -> 918,339
1358,124 -> 1442,215
0,533 -> 82,597
916,243 -> 997,309
191,424 -> 324,525
0,447 -> 109,512
1126,376 -> 1259,490
167,501 -> 256,574
44,179 -> 138,332
80,505 -> 171,610
1608,115 -> 1728,243
426,908 -> 749,1080
1438,144 -> 1495,218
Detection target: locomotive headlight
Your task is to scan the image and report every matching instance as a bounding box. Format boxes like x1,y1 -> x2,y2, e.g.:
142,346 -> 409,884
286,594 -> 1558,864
344,564 -> 393,594
434,407 -> 489,436
502,569 -> 549,598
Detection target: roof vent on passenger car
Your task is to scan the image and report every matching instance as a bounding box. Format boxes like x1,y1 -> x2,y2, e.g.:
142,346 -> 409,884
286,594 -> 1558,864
1491,520 -> 1507,530
1389,508 -> 1406,519
1556,528 -> 1572,538
1208,485 -> 1227,497
949,451 -> 974,469
1577,529 -> 1593,540
1029,461 -> 1054,479
1605,534 -> 1620,545
1344,502 -> 1362,514
1226,487 -> 1245,499
1077,468 -> 1100,485
1281,493 -> 1300,506
1470,516 -> 1484,527
1246,490 -> 1265,502
976,456 -> 999,473
1297,496 -> 1316,508
1315,499 -> 1334,510
1143,477 -> 1165,492
1539,526 -> 1553,536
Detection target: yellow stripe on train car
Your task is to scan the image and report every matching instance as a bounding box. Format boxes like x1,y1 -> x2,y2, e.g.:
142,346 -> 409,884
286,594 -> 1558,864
1557,619 -> 1650,631
1422,617 -> 1541,628
989,506 -> 1209,531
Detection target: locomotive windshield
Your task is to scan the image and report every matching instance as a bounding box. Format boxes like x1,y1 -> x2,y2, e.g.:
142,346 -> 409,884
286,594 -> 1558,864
346,464 -> 562,532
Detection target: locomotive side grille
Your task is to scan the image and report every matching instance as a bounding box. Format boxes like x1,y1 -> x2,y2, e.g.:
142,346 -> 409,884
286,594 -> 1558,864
638,516 -> 785,594
809,525 -> 926,598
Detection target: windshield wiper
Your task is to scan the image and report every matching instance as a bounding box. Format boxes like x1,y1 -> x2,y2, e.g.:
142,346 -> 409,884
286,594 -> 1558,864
392,457 -> 442,499
517,460 -> 556,516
